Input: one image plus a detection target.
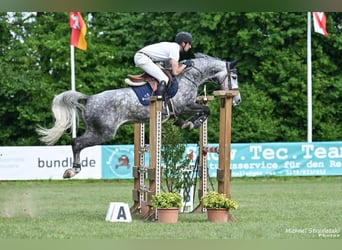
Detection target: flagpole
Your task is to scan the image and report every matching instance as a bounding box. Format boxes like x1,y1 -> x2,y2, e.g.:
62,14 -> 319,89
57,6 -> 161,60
307,12 -> 312,143
70,45 -> 77,138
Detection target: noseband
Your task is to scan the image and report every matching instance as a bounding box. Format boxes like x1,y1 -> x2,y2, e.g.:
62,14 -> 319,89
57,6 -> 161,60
220,61 -> 239,91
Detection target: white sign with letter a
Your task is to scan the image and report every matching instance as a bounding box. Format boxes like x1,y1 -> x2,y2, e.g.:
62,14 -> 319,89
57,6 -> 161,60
105,202 -> 132,222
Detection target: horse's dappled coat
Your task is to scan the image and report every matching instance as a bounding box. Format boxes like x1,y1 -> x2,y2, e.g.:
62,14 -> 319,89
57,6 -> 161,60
37,53 -> 241,178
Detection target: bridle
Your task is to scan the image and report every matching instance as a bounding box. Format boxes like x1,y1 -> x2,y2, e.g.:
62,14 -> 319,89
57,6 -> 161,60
220,61 -> 239,91
181,62 -> 203,89
180,59 -> 239,92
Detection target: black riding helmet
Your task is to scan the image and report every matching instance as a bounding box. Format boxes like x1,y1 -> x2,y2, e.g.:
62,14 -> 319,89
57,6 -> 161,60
175,31 -> 192,45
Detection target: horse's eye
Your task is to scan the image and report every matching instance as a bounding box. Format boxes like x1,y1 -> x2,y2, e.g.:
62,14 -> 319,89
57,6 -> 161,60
232,76 -> 237,80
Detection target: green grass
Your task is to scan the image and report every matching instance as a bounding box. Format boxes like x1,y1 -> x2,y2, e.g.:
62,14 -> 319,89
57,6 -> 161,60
0,177 -> 341,239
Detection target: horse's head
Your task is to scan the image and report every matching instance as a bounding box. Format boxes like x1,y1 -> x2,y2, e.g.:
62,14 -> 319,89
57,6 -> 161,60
193,53 -> 241,106
218,59 -> 241,106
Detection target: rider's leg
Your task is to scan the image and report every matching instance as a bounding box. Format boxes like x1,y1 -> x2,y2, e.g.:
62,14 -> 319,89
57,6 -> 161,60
135,60 -> 169,97
155,80 -> 167,96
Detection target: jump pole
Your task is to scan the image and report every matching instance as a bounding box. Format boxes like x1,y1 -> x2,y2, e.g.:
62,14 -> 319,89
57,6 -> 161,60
213,90 -> 239,199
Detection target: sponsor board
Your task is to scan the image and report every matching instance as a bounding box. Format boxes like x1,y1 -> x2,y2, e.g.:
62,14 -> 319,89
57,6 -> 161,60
101,145 -> 138,179
0,146 -> 101,180
0,142 -> 341,180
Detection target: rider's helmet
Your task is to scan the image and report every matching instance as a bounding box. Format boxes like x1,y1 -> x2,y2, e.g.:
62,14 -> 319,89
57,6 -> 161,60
175,31 -> 192,45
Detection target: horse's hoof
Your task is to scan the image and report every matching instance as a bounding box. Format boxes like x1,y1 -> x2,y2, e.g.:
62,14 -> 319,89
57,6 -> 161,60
193,119 -> 203,129
181,121 -> 194,130
63,168 -> 76,179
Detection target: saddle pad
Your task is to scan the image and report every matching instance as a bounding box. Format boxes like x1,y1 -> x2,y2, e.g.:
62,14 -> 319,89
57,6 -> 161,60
131,78 -> 179,106
130,84 -> 153,106
165,77 -> 178,100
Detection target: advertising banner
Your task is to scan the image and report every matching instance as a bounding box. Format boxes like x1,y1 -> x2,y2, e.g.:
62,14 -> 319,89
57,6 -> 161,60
101,145 -> 139,179
204,142 -> 342,177
0,142 -> 341,180
0,146 -> 101,180
100,141 -> 342,179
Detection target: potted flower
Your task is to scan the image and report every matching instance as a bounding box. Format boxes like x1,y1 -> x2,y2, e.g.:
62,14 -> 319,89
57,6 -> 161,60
201,191 -> 238,223
151,192 -> 182,223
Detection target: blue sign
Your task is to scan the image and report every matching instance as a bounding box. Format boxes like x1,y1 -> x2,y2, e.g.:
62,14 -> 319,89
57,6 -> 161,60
101,142 -> 342,179
101,145 -> 135,179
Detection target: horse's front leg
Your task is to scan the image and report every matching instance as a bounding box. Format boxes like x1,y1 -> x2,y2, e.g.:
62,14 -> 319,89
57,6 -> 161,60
189,112 -> 209,129
63,138 -> 81,179
174,104 -> 210,130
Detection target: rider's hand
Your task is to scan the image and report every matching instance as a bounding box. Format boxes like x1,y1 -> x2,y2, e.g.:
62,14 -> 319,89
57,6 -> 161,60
183,60 -> 192,68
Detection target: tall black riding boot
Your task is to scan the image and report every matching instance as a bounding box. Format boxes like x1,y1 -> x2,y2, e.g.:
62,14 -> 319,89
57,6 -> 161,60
155,80 -> 167,98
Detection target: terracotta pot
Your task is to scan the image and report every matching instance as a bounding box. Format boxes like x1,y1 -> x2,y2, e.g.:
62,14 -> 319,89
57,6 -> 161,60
206,208 -> 229,223
157,208 -> 179,223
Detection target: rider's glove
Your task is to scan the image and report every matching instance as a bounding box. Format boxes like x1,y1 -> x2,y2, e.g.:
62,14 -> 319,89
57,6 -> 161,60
183,60 -> 192,68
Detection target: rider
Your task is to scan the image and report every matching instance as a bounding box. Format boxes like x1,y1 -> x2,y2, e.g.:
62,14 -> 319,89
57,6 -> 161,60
133,31 -> 193,98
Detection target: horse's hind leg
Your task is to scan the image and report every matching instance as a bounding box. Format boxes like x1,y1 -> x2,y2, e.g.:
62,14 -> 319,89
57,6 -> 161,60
62,139 -> 79,179
63,129 -> 114,179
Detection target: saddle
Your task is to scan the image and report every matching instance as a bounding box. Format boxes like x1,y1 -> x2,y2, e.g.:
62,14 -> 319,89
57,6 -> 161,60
125,68 -> 179,121
125,68 -> 173,92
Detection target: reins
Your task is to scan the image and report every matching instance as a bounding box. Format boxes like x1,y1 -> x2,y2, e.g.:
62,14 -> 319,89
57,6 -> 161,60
220,61 -> 239,91
180,62 -> 203,89
181,60 -> 239,91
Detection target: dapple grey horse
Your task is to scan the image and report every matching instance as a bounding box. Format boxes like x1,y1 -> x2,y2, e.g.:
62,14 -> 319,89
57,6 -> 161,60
37,53 -> 241,178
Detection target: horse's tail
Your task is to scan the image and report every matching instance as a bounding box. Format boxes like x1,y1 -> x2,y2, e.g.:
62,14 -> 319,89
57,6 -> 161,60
36,90 -> 88,145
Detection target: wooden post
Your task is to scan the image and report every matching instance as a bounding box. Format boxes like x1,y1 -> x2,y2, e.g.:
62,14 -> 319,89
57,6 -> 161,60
131,96 -> 163,220
193,96 -> 214,212
213,90 -> 239,199
147,96 -> 163,220
131,123 -> 146,214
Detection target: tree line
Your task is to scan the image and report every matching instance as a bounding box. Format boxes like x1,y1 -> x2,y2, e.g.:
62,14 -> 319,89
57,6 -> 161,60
0,12 -> 341,146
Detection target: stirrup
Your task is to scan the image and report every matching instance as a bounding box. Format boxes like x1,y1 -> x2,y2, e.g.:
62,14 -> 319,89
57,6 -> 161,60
161,102 -> 171,123
162,102 -> 169,116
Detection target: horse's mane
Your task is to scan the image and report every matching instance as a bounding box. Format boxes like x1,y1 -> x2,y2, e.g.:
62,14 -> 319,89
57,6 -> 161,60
194,52 -> 213,59
194,53 -> 224,62
194,52 -> 238,68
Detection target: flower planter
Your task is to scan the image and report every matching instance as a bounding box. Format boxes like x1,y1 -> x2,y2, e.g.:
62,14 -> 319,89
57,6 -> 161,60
157,208 -> 179,223
201,191 -> 238,222
206,208 -> 229,223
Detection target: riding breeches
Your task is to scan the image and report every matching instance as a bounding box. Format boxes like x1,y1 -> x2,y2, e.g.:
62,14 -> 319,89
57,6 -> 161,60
134,52 -> 169,83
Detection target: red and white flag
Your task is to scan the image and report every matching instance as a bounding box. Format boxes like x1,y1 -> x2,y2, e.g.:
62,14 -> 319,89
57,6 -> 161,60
312,12 -> 328,37
69,12 -> 87,50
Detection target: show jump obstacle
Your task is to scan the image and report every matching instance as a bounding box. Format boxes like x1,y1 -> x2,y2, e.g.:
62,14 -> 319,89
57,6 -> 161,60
131,96 -> 163,220
214,90 -> 239,198
131,90 -> 238,219
194,95 -> 213,212
194,90 -> 239,212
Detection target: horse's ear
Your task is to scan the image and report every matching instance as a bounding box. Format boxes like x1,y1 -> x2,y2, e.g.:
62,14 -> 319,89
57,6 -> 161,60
229,59 -> 239,69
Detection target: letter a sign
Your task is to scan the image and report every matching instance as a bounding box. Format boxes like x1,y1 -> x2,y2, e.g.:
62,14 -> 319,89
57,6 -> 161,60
105,202 -> 132,222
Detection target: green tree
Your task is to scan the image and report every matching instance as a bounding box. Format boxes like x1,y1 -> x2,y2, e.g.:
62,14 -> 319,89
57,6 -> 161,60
0,12 -> 341,146
161,120 -> 192,193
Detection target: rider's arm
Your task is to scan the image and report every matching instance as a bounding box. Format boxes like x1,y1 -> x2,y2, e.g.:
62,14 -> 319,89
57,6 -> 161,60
169,58 -> 187,76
